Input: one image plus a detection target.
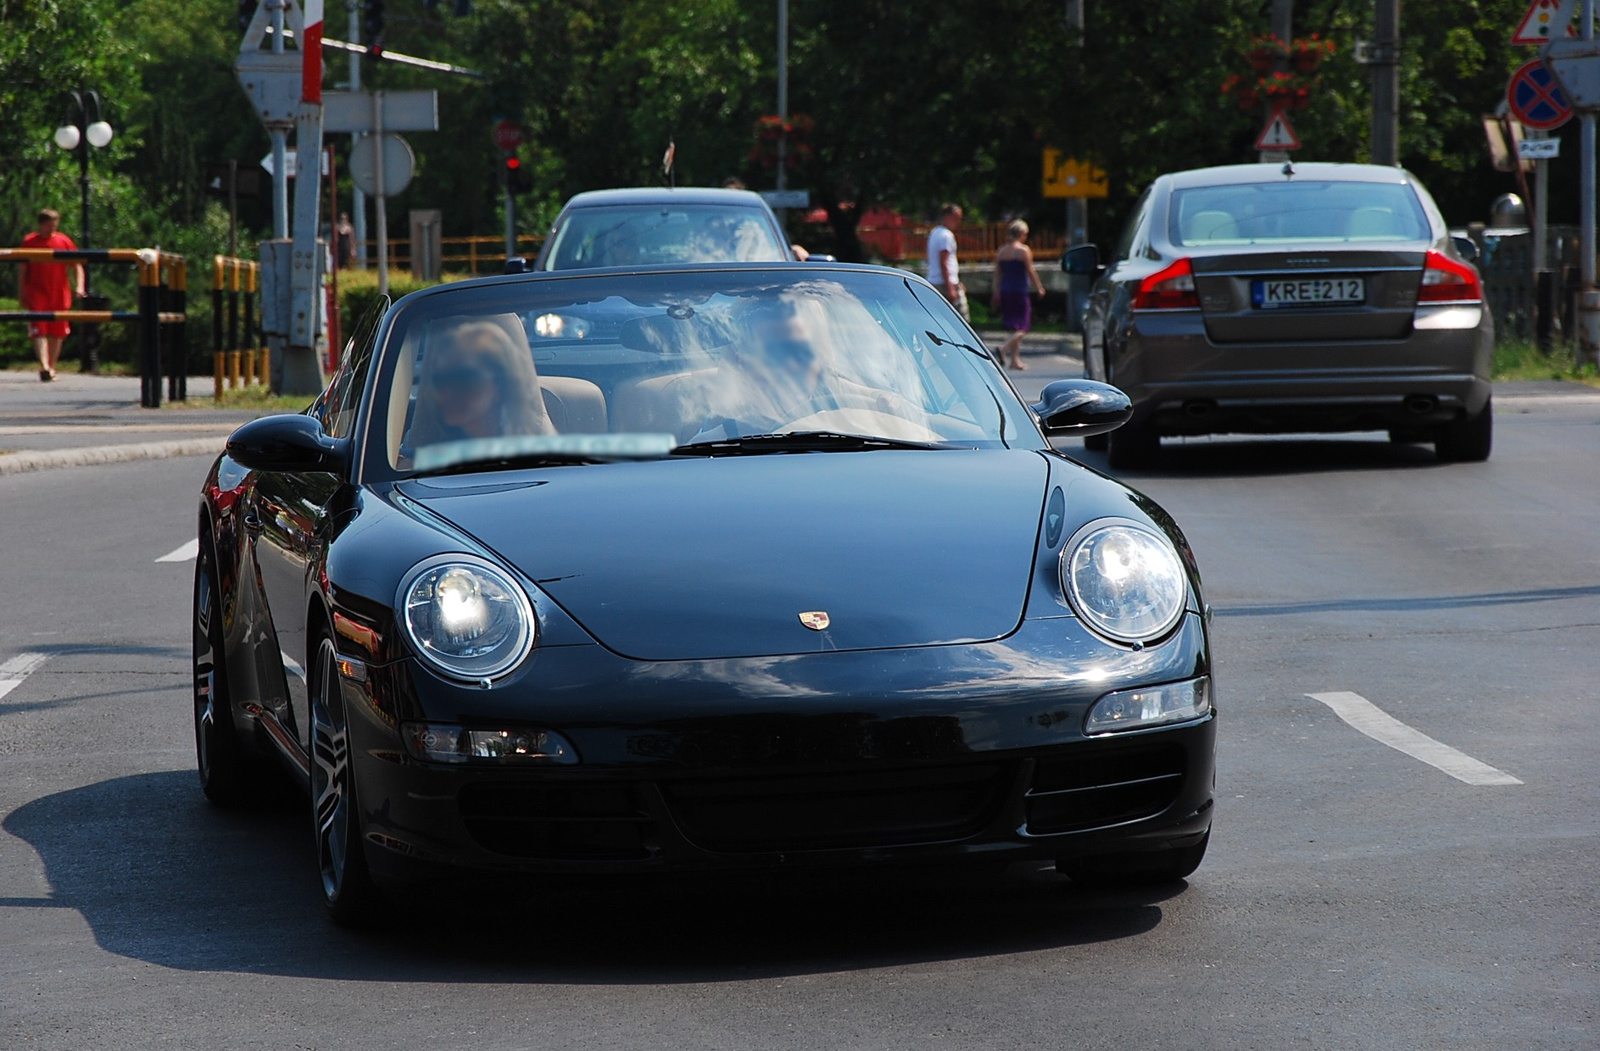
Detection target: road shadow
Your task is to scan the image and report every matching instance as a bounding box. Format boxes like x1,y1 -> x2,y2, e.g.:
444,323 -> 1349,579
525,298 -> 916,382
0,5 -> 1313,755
1064,435 -> 1443,479
3,770 -> 1176,983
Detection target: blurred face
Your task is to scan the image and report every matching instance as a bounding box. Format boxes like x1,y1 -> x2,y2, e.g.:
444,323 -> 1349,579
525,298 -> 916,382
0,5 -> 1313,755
942,208 -> 963,230
430,338 -> 502,437
749,313 -> 824,390
38,215 -> 59,235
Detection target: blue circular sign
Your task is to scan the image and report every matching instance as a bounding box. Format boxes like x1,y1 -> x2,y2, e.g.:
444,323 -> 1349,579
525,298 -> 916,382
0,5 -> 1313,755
1508,59 -> 1572,130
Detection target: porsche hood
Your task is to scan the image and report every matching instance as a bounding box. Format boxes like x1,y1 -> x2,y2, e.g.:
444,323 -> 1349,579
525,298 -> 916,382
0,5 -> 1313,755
398,451 -> 1050,661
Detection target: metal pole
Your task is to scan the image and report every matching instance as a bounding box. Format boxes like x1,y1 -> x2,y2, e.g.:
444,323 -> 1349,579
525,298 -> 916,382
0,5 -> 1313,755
270,0 -> 289,239
1371,0 -> 1400,166
1066,2 -> 1086,245
373,90 -> 389,296
1531,129 -> 1553,349
1258,0 -> 1295,163
348,0 -> 367,268
504,159 -> 515,260
776,0 -> 788,195
227,158 -> 239,257
1580,0 -> 1599,365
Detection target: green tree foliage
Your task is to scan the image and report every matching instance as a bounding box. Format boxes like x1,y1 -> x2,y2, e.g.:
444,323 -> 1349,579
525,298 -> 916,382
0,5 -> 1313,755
0,0 -> 1577,294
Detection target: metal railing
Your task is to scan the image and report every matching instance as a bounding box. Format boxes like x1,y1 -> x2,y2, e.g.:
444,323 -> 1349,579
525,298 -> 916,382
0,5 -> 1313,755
0,247 -> 187,407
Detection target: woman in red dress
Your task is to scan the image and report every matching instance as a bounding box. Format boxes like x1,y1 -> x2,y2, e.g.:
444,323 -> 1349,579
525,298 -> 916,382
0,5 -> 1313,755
20,208 -> 85,381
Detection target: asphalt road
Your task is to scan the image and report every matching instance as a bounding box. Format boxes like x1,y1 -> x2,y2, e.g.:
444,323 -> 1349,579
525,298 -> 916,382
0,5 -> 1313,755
1,347 -> 1596,1049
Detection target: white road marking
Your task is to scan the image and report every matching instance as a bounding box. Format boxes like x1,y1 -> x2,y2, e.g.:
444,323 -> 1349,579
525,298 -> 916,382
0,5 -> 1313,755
155,539 -> 200,563
281,651 -> 306,681
1307,691 -> 1522,786
0,652 -> 49,702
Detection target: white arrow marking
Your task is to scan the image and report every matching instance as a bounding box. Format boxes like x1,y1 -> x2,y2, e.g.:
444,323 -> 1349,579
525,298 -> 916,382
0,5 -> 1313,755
1307,692 -> 1522,786
155,539 -> 200,563
0,652 -> 49,702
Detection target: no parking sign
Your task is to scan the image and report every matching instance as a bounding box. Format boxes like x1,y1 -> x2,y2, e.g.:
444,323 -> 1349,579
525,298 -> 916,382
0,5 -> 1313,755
1507,58 -> 1573,129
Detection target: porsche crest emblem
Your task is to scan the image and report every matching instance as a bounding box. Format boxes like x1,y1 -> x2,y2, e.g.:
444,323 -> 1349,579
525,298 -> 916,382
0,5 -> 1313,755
798,610 -> 831,631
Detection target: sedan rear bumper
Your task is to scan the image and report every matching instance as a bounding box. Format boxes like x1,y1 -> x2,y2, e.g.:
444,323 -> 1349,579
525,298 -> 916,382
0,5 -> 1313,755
1118,307 -> 1492,437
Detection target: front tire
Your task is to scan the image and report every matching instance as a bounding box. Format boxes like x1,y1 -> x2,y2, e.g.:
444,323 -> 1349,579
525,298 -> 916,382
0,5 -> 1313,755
1434,399 -> 1492,462
1106,420 -> 1159,470
310,635 -> 384,927
193,536 -> 263,806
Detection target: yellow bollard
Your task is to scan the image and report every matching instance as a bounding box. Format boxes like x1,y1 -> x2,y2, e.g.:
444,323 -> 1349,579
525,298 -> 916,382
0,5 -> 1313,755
213,352 -> 225,401
257,343 -> 270,387
228,350 -> 241,389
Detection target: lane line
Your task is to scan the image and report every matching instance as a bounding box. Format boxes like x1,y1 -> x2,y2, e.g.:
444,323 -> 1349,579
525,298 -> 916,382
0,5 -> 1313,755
1307,691 -> 1522,786
281,651 -> 306,682
0,652 -> 49,703
155,539 -> 199,563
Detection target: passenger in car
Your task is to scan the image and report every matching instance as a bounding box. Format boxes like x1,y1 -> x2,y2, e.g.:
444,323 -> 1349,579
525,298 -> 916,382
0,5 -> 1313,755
409,320 -> 555,446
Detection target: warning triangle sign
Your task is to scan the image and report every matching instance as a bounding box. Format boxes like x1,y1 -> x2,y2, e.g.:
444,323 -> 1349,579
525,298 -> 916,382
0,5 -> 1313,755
1511,0 -> 1578,45
1255,108 -> 1301,151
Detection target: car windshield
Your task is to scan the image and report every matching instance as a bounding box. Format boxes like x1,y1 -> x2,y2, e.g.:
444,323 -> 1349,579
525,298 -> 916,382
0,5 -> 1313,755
542,204 -> 789,269
377,268 -> 1032,474
1169,180 -> 1430,246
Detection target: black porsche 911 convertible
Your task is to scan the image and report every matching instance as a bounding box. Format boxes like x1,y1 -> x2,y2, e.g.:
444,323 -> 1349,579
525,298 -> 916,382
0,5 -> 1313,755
194,262 -> 1216,925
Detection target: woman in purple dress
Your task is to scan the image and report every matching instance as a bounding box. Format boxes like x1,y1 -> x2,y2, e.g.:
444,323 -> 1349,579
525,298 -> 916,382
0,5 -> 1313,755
991,220 -> 1046,370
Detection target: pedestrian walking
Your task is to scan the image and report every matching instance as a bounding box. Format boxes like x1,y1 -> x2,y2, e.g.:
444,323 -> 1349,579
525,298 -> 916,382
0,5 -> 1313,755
18,208 -> 85,382
926,203 -> 967,321
334,212 -> 356,269
991,220 -> 1046,370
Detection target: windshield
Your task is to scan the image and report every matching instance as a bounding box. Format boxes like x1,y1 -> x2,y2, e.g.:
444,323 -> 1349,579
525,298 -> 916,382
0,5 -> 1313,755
542,204 -> 789,269
376,269 -> 1035,474
1169,181 -> 1431,246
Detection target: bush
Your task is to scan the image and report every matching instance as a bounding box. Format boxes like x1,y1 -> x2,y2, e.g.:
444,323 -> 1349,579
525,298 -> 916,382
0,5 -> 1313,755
335,269 -> 451,351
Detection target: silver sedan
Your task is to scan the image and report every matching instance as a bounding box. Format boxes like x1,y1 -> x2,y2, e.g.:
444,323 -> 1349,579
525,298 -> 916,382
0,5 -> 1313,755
1071,162 -> 1493,468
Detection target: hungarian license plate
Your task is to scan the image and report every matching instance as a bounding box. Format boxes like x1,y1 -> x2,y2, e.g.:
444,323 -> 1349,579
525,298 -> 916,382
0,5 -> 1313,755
1252,277 -> 1365,308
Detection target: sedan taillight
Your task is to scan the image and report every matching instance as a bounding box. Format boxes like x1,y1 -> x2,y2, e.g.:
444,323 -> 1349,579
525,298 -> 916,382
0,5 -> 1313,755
1131,257 -> 1199,310
1417,249 -> 1482,304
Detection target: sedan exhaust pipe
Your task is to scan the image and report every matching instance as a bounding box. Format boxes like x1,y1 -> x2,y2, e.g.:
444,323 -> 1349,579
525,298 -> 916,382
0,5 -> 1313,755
1404,395 -> 1438,415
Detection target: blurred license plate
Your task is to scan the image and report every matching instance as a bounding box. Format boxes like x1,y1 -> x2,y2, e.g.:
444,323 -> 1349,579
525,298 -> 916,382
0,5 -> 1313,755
1252,277 -> 1365,308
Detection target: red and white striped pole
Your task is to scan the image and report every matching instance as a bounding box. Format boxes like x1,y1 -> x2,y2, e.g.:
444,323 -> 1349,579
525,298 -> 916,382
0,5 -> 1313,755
301,0 -> 324,103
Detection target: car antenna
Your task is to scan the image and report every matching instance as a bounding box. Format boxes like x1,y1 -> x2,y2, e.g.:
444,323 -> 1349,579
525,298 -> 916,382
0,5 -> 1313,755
1281,161 -> 1295,179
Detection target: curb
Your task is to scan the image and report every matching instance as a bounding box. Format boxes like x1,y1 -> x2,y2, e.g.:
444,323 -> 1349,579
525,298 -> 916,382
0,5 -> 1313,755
0,437 -> 225,476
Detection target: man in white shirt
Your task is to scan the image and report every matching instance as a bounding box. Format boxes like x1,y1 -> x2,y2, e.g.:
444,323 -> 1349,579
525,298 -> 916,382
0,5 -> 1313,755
925,202 -> 967,321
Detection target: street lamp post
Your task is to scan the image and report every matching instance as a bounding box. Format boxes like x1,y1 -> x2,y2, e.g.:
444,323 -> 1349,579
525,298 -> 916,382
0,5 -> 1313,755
53,90 -> 114,372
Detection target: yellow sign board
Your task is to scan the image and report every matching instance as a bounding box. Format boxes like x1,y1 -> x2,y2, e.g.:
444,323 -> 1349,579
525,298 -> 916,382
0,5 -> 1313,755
1042,149 -> 1108,199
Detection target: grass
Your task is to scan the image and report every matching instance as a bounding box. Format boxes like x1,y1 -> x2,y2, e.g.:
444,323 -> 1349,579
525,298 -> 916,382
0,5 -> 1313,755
164,384 -> 314,412
1492,339 -> 1600,388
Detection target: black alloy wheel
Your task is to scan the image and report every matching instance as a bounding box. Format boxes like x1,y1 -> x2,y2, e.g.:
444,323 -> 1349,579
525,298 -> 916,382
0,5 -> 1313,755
193,536 -> 260,806
310,635 -> 383,926
1434,398 -> 1493,463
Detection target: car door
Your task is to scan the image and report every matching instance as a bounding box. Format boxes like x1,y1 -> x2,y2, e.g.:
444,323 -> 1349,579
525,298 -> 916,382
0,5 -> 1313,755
248,299 -> 386,759
1087,186 -> 1155,382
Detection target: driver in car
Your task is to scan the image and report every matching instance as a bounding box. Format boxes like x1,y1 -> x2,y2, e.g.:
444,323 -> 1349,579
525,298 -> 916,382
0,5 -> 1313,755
689,299 -> 916,442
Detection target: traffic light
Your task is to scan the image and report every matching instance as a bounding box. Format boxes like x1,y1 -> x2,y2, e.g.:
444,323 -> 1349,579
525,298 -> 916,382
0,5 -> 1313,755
504,155 -> 531,194
363,0 -> 385,43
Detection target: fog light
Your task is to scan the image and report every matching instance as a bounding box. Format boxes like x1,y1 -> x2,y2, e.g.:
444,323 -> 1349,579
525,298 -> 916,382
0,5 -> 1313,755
403,723 -> 580,764
1085,677 -> 1210,735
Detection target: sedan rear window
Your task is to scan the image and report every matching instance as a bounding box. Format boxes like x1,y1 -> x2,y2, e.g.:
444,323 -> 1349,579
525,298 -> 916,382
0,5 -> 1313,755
1169,181 -> 1430,246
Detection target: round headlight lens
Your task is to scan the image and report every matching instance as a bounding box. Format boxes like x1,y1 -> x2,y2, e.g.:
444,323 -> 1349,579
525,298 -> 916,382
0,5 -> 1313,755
401,558 -> 535,680
1064,523 -> 1187,643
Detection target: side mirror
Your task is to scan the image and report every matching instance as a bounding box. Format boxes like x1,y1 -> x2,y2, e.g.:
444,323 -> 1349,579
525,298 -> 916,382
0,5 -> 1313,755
226,414 -> 349,474
1031,379 -> 1132,437
1449,235 -> 1479,264
1061,244 -> 1102,275
804,253 -> 838,262
503,256 -> 529,274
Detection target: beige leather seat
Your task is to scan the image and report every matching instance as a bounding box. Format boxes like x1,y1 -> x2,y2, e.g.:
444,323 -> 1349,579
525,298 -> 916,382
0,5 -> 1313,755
539,376 -> 607,433
1182,209 -> 1236,243
611,368 -> 720,442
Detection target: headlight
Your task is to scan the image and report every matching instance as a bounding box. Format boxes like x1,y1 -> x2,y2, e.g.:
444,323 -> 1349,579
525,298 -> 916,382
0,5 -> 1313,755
1086,677 -> 1210,735
400,557 -> 535,681
1063,522 -> 1187,643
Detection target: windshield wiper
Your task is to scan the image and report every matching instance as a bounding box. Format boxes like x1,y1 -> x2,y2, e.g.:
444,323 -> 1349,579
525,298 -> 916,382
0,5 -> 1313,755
672,430 -> 953,456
